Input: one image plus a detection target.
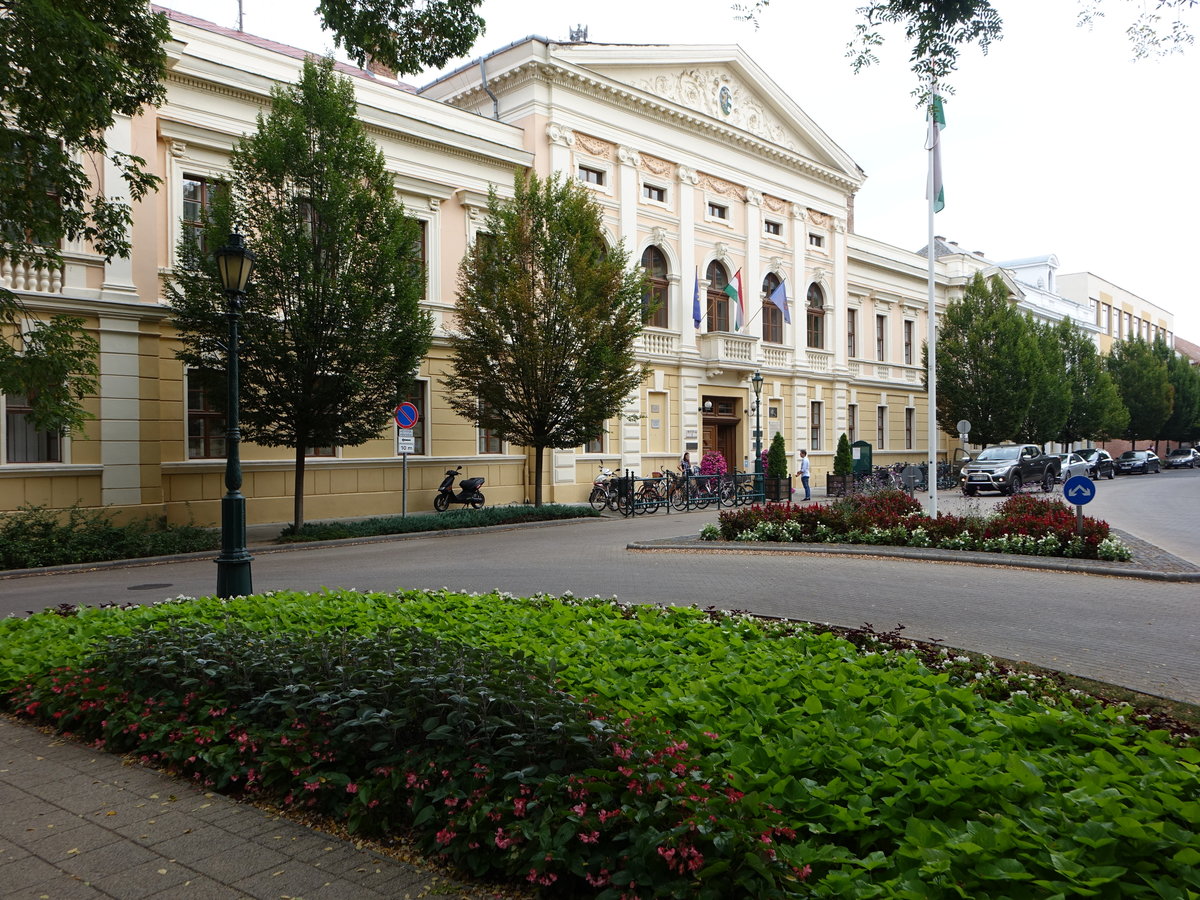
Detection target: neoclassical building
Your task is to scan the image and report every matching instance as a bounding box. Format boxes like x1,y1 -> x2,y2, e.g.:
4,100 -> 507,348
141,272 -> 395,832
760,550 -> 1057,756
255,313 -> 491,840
0,11 -> 1057,526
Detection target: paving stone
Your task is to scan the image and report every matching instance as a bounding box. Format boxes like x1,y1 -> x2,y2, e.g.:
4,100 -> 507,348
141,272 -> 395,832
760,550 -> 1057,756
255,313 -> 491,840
144,873 -> 252,899
56,839 -> 159,879
153,826 -> 245,862
111,808 -> 199,845
0,852 -> 68,891
4,871 -> 114,900
231,861 -> 356,898
88,857 -> 200,900
20,819 -> 122,863
188,843 -> 288,882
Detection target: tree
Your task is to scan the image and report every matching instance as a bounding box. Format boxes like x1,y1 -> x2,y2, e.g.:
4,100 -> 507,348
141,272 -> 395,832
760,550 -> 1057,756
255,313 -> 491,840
1018,318 -> 1071,445
833,432 -> 854,476
767,431 -> 788,479
1106,336 -> 1173,446
1054,319 -> 1128,447
1153,338 -> 1200,444
444,172 -> 649,507
1,1 -> 481,435
739,1 -> 1195,91
167,56 -> 433,530
924,272 -> 1037,446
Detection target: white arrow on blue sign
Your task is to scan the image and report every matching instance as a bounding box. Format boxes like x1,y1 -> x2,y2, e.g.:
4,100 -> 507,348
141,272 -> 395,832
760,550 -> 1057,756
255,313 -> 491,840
1063,475 -> 1096,505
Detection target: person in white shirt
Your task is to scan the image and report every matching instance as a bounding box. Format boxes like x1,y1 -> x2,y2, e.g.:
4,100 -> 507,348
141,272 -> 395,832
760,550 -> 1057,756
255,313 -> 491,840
797,449 -> 811,500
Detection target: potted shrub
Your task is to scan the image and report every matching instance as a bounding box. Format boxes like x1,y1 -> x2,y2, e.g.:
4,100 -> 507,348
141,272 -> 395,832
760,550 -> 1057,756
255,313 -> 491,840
827,433 -> 854,497
764,432 -> 792,502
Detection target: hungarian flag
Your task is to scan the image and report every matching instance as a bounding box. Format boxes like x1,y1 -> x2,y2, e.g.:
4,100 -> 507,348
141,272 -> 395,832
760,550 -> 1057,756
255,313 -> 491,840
769,279 -> 790,324
926,95 -> 945,213
724,269 -> 744,331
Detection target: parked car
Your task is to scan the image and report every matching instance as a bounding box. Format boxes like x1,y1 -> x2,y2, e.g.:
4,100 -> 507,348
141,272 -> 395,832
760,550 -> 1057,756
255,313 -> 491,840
1163,447 -> 1199,469
1115,450 -> 1160,475
1055,452 -> 1091,483
960,444 -> 1060,495
1076,447 -> 1115,480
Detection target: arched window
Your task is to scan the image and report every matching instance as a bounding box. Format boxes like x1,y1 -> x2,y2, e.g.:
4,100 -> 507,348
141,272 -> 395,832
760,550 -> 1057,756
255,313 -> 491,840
762,273 -> 783,344
706,261 -> 730,332
806,283 -> 825,349
641,246 -> 669,328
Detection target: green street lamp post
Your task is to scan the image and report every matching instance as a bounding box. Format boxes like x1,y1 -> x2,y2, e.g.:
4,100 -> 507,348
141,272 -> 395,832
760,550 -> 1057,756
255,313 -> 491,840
751,370 -> 764,496
214,231 -> 255,599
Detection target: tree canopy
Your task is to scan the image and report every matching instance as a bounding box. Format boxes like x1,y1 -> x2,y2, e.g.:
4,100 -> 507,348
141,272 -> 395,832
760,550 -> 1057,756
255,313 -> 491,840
1018,318 -> 1071,445
925,272 -> 1036,446
167,57 -> 432,529
444,173 -> 649,506
1106,336 -> 1173,445
1054,319 -> 1128,446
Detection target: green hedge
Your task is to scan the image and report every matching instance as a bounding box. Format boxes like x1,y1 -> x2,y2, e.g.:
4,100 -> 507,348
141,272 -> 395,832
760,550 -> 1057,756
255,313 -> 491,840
278,504 -> 598,542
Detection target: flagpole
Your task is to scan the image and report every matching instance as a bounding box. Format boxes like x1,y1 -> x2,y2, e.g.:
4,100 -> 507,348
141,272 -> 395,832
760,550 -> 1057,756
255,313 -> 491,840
926,94 -> 939,519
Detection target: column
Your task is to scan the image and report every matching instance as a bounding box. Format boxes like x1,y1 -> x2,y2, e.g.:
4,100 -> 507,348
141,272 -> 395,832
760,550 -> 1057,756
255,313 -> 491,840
100,114 -> 138,302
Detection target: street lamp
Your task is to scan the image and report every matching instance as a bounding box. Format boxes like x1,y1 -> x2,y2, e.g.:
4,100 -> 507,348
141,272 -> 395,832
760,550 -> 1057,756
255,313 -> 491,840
214,231 -> 255,598
751,371 -> 764,495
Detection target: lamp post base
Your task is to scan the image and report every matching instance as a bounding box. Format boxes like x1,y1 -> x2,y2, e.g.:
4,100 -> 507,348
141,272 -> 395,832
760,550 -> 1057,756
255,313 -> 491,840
215,493 -> 253,598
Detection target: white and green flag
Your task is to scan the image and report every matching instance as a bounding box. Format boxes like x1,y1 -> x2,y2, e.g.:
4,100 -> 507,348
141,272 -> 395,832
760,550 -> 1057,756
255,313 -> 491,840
926,95 -> 945,213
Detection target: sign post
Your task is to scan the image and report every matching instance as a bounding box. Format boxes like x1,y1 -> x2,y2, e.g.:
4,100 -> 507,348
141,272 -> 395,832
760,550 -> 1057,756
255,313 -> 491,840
1062,474 -> 1096,535
394,403 -> 420,518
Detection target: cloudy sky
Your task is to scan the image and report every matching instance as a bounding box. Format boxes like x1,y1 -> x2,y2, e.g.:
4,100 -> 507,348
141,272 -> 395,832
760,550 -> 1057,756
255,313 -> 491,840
162,0 -> 1200,340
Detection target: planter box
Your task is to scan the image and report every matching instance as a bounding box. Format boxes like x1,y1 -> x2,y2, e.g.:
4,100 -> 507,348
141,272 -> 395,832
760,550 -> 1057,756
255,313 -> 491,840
764,476 -> 793,503
826,473 -> 853,498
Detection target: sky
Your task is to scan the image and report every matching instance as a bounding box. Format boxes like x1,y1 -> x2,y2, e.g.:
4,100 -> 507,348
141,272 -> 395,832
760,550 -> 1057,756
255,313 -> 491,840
161,0 -> 1200,340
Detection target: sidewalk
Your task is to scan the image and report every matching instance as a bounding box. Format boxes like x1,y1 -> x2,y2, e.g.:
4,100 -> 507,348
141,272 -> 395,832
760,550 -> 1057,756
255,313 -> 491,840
0,716 -> 516,900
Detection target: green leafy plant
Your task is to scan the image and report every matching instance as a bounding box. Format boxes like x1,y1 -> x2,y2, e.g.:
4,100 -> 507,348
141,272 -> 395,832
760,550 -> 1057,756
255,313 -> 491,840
766,431 -> 788,478
833,433 -> 854,476
278,505 -> 598,543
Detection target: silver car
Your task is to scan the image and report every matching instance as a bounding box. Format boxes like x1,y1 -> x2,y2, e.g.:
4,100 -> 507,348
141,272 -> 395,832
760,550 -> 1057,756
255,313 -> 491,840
1055,452 -> 1091,483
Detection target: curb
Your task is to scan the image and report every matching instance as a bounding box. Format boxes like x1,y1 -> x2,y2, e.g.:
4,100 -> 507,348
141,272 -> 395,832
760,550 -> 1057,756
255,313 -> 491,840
626,538 -> 1200,582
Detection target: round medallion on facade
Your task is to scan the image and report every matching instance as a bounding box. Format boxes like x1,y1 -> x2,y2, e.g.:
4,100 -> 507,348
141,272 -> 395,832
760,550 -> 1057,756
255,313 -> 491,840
719,85 -> 733,116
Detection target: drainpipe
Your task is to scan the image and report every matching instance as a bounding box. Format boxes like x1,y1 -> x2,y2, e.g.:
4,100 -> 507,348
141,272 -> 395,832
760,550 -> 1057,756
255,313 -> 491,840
479,58 -> 500,120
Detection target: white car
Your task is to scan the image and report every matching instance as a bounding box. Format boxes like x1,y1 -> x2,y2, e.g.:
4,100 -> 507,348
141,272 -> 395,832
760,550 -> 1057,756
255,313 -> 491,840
1055,452 -> 1092,483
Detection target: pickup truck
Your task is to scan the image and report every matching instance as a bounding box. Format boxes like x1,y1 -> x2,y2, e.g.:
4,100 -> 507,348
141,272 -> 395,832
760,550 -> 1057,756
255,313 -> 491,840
960,443 -> 1061,496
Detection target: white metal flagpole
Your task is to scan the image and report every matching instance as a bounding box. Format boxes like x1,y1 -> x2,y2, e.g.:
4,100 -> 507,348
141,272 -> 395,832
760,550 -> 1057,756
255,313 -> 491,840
926,94 -> 940,519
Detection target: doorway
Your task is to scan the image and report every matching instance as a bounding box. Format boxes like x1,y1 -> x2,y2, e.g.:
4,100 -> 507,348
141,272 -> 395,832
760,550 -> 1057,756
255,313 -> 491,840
699,394 -> 741,470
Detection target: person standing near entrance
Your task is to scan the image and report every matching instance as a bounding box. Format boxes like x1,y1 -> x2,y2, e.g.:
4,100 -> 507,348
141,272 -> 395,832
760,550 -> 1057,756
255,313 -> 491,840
797,449 -> 811,501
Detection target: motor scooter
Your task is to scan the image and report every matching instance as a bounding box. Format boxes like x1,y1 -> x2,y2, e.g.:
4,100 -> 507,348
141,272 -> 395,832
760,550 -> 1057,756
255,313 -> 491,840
434,466 -> 486,511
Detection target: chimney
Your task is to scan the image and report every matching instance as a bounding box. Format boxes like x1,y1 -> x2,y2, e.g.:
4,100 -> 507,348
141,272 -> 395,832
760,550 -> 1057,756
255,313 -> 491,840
365,56 -> 396,82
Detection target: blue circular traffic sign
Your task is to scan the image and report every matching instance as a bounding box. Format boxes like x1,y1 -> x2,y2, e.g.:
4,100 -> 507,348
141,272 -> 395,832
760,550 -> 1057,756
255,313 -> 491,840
1062,475 -> 1096,505
393,402 -> 419,429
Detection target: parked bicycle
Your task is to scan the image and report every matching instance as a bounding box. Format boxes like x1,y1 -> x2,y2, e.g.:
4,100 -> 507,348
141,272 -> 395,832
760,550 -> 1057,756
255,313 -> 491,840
589,465 -> 619,512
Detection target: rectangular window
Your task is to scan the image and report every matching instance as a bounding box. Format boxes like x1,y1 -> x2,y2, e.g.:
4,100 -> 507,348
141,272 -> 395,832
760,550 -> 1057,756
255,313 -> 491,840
642,183 -> 666,203
903,320 -> 914,365
182,175 -> 220,251
584,433 -> 604,454
398,381 -> 426,455
810,401 -> 823,451
478,400 -> 502,454
4,394 -> 61,463
905,407 -> 914,450
808,233 -> 824,248
577,165 -> 605,186
764,220 -> 782,236
707,202 -> 728,220
1104,304 -> 1112,334
187,369 -> 226,459
876,406 -> 887,448
305,445 -> 336,457
876,314 -> 887,361
847,309 -> 857,357
847,404 -> 857,445
763,301 -> 783,344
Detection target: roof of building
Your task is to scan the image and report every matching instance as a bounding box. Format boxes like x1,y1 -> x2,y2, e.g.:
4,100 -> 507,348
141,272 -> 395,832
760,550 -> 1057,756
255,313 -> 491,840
155,5 -> 418,92
915,236 -> 991,261
1174,335 -> 1200,364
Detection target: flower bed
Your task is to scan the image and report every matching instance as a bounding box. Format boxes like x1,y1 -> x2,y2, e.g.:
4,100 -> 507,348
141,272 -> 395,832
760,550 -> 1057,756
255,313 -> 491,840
3,590 -> 1196,898
705,491 -> 1132,561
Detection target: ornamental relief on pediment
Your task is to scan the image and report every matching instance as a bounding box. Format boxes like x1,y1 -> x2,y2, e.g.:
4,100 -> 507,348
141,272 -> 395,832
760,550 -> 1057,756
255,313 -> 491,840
807,208 -> 832,227
763,194 -> 786,213
628,68 -> 798,151
639,152 -> 674,177
700,172 -> 746,201
574,133 -> 615,158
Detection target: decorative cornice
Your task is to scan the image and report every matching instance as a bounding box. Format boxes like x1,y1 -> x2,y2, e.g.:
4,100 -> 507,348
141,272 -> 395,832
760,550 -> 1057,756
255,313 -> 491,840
763,194 -> 785,214
435,60 -> 862,192
745,187 -> 762,207
677,165 -> 700,185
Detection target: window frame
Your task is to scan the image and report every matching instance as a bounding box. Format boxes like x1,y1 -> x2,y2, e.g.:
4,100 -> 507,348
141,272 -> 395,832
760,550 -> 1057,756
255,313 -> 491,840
577,164 -> 606,187
905,407 -> 914,450
876,314 -> 887,362
847,309 -> 857,358
4,393 -> 62,463
806,283 -> 825,350
641,245 -> 670,329
181,174 -> 223,253
706,200 -> 729,222
876,405 -> 887,448
762,272 -> 783,344
705,261 -> 731,333
847,403 -> 857,445
478,399 -> 503,454
809,400 -> 823,451
641,182 -> 667,204
903,319 -> 915,365
763,219 -> 783,237
186,368 -> 226,460
808,233 -> 825,249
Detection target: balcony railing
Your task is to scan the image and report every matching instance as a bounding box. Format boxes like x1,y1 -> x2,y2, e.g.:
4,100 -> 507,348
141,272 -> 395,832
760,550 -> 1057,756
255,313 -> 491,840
637,330 -> 679,357
761,344 -> 793,369
0,257 -> 63,294
696,332 -> 756,370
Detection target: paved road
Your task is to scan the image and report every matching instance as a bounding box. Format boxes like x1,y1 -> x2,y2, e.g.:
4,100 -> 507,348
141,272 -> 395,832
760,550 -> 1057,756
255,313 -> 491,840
2,470 -> 1197,704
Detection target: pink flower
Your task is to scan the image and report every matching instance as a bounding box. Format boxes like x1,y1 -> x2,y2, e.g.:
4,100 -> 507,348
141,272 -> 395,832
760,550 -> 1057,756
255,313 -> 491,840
578,830 -> 599,844
435,828 -> 456,846
495,828 -> 514,850
345,783 -> 358,794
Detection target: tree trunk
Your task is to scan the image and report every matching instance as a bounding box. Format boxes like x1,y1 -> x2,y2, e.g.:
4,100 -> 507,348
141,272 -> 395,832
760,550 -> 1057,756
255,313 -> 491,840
533,445 -> 545,507
293,445 -> 307,531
